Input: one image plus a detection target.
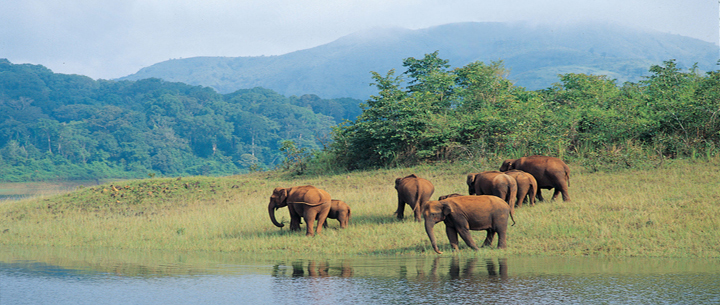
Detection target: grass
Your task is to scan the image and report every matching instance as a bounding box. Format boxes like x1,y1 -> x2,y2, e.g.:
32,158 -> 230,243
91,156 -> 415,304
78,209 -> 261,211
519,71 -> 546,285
0,159 -> 719,258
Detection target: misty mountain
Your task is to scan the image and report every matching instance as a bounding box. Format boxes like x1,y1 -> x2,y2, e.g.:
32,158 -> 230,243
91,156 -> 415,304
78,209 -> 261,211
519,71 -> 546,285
120,22 -> 719,99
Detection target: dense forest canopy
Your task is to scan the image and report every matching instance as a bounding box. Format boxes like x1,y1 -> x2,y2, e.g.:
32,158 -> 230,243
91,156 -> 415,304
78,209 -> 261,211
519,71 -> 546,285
0,59 -> 362,181
317,52 -> 720,172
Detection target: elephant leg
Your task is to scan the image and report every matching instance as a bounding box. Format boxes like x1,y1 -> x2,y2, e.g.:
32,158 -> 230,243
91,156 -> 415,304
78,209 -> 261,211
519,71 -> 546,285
339,213 -> 348,229
559,182 -> 571,201
516,191 -> 525,208
445,225 -> 460,251
496,229 -> 507,249
314,205 -> 331,235
290,218 -> 301,231
551,188 -> 561,201
456,227 -> 479,251
482,229 -> 496,247
529,187 -> 537,206
536,189 -> 545,202
304,210 -> 318,236
517,184 -> 529,208
413,203 -> 423,222
396,195 -> 405,220
288,203 -> 302,231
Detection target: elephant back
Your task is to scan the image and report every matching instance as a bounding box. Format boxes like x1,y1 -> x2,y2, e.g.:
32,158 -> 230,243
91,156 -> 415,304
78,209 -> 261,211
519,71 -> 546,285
510,156 -> 566,187
288,185 -> 331,206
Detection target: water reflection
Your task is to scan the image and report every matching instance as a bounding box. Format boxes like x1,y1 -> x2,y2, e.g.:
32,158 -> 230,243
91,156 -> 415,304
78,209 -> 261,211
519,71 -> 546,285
2,247 -> 720,305
271,260 -> 354,278
269,257 -> 509,281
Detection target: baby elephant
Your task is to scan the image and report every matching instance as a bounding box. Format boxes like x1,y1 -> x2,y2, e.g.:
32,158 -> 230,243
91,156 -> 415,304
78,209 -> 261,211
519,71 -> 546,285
323,199 -> 351,228
424,195 -> 515,254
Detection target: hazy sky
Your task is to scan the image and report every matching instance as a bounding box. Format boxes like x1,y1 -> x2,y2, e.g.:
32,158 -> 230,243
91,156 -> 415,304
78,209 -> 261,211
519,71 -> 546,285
2,0 -> 717,80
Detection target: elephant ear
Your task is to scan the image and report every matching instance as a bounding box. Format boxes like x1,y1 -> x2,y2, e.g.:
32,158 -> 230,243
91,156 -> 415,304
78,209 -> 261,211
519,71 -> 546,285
274,187 -> 289,207
466,173 -> 476,186
281,188 -> 289,203
442,202 -> 453,216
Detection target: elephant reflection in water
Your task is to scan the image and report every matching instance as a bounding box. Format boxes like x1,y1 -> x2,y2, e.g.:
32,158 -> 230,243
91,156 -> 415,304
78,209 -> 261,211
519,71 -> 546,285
416,257 -> 508,281
448,257 -> 507,280
272,260 -> 353,278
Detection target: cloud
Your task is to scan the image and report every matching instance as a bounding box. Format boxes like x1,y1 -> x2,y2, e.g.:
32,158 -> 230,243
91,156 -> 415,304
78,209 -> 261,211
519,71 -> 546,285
1,0 -> 716,79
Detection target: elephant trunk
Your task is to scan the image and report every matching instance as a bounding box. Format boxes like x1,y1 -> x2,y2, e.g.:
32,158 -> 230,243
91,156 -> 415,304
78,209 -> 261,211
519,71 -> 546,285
269,202 -> 284,228
425,219 -> 442,254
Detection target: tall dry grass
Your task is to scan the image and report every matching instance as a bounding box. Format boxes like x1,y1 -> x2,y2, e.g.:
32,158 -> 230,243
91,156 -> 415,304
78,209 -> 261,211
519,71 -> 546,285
0,159 -> 718,257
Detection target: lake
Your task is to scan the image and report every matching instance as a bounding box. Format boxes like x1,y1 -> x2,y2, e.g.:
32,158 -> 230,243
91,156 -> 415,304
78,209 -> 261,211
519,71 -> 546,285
1,246 -> 718,304
0,180 -> 108,203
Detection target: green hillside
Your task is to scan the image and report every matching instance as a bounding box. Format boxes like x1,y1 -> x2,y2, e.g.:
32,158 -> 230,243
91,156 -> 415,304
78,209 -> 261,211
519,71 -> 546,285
0,59 -> 362,181
120,22 -> 719,99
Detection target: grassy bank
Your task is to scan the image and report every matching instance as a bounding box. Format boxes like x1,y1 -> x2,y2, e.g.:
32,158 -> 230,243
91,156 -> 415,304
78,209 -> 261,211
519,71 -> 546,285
1,159 -> 719,257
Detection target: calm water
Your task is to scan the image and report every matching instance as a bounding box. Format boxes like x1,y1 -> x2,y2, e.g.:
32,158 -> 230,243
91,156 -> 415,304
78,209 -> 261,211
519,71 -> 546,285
1,247 -> 719,304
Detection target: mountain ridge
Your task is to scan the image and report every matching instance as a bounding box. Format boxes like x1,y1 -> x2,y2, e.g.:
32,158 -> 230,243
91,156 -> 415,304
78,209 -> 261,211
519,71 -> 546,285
120,22 -> 719,99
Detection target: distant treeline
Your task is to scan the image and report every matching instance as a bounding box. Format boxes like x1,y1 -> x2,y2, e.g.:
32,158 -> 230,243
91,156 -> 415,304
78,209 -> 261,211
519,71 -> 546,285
301,52 -> 720,173
0,59 -> 361,181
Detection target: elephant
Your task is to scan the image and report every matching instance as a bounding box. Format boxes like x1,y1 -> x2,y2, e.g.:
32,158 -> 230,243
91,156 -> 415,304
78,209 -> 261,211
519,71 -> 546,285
395,174 -> 435,221
268,185 -> 331,236
500,155 -> 570,201
423,195 -> 515,254
466,171 -> 517,214
503,169 -> 538,207
323,199 -> 351,229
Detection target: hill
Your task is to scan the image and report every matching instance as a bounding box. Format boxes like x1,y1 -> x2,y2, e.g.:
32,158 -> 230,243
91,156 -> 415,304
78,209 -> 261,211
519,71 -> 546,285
120,22 -> 719,99
0,59 -> 362,180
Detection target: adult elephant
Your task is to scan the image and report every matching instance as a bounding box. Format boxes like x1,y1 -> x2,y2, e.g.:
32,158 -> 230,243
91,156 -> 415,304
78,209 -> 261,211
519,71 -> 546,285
503,169 -> 538,207
268,185 -> 331,236
323,199 -> 351,229
500,155 -> 570,201
466,171 -> 517,213
423,195 -> 515,254
395,174 -> 435,222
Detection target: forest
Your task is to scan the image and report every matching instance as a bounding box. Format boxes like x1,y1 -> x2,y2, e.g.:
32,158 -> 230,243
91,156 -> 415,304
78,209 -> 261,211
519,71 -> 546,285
1,53 -> 719,181
310,52 -> 720,173
0,59 -> 361,181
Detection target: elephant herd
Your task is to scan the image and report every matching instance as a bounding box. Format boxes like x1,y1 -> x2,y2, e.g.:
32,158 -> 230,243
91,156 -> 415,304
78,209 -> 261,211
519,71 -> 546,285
267,155 -> 570,253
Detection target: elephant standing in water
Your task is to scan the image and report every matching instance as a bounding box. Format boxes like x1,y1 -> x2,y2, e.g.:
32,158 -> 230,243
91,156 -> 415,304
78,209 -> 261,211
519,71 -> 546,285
423,195 -> 515,254
395,174 -> 435,221
500,155 -> 570,201
268,185 -> 331,236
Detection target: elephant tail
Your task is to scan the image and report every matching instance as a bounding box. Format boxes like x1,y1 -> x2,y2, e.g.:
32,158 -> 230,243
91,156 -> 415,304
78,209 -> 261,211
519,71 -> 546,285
294,200 -> 328,207
412,188 -> 423,213
564,164 -> 570,187
509,208 -> 516,227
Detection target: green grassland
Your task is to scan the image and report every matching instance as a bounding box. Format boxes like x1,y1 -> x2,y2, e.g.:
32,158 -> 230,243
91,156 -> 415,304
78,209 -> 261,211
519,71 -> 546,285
1,159 -> 719,257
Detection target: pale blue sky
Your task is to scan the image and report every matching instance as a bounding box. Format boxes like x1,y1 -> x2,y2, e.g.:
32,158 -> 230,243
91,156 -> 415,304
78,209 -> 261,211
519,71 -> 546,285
1,0 -> 717,79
